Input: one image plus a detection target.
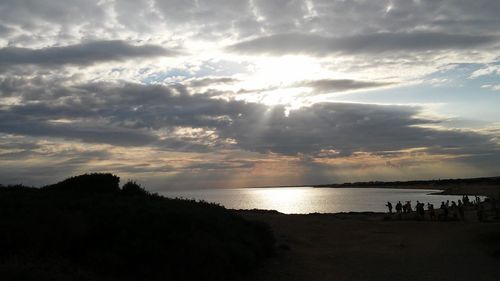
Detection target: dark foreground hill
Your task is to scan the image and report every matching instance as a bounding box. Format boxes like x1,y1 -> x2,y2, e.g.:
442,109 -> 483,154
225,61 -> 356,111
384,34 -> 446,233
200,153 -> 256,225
0,174 -> 275,281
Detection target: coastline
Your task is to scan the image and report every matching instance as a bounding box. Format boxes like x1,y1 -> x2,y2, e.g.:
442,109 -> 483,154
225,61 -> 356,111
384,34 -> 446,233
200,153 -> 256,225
315,183 -> 500,198
246,176 -> 500,198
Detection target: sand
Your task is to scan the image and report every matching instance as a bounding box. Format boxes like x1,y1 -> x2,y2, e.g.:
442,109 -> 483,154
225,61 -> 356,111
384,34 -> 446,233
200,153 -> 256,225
240,211 -> 500,281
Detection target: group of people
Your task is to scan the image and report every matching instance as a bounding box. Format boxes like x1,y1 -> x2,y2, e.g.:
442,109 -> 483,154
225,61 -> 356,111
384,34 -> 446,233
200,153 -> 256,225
385,195 -> 483,221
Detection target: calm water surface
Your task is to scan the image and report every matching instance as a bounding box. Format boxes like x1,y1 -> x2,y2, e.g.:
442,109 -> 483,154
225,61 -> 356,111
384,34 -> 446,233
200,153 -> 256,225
161,187 -> 468,214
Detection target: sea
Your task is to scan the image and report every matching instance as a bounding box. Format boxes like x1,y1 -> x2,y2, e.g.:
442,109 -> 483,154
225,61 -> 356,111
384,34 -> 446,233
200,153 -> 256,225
160,187 -> 473,214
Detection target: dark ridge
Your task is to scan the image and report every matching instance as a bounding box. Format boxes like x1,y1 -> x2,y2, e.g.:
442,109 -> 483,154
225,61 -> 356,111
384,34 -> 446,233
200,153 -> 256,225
42,173 -> 120,193
313,176 -> 500,188
243,176 -> 500,189
0,174 -> 275,281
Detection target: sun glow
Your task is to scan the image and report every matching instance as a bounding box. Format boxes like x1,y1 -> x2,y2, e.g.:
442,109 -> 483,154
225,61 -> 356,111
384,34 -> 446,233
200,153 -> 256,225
227,55 -> 328,106
244,56 -> 323,87
254,187 -> 311,213
236,87 -> 309,107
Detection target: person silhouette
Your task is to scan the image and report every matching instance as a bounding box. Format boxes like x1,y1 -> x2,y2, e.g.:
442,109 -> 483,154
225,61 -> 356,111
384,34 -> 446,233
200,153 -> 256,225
406,201 -> 412,213
396,201 -> 402,213
458,200 -> 465,221
416,201 -> 424,219
451,201 -> 458,220
386,201 -> 393,214
440,201 -> 448,221
463,195 -> 470,206
427,203 -> 435,220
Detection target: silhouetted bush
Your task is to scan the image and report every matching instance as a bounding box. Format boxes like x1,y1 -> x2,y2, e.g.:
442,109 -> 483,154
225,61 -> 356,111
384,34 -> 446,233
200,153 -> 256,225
121,180 -> 149,196
43,173 -> 120,193
0,174 -> 275,281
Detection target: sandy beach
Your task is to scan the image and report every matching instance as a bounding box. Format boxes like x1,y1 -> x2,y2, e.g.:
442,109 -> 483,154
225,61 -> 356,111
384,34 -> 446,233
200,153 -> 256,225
241,211 -> 500,281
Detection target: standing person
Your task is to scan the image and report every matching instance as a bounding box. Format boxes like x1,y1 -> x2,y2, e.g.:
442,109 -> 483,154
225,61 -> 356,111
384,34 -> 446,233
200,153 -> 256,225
396,201 -> 402,213
386,202 -> 393,214
406,201 -> 412,213
396,201 -> 402,219
428,203 -> 435,220
451,201 -> 458,220
458,200 -> 465,221
440,201 -> 448,221
463,195 -> 470,206
417,202 -> 425,219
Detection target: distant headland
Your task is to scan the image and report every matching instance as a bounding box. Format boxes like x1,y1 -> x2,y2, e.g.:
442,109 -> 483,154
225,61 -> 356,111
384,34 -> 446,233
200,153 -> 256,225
249,176 -> 500,197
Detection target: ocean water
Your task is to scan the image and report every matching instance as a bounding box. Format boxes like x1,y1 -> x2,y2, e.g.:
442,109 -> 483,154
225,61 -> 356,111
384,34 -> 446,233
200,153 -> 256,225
161,187 -> 471,214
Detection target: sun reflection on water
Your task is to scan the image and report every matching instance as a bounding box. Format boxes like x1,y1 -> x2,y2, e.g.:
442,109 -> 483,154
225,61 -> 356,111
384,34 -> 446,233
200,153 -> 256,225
162,187 -> 469,214
253,187 -> 310,213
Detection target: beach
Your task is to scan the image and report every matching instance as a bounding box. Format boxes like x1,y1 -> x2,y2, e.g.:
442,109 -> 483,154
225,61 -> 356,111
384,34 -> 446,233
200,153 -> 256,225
241,211 -> 500,281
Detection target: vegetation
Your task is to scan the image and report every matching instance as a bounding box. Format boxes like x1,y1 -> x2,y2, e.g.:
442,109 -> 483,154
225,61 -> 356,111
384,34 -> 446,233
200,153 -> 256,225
0,174 -> 275,281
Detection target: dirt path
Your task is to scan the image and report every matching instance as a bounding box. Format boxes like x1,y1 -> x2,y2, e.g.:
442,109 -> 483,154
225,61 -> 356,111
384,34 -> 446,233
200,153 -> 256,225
242,212 -> 500,281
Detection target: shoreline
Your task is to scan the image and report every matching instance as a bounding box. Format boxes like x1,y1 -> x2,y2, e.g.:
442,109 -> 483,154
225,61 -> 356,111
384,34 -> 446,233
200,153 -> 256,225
246,185 -> 500,198
243,176 -> 500,198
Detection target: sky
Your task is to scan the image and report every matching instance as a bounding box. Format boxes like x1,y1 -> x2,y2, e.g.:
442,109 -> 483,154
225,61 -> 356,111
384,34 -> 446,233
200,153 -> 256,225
0,0 -> 499,190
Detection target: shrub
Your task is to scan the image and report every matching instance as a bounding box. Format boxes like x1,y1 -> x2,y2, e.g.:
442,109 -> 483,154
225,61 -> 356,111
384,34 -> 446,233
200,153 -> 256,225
121,181 -> 149,196
43,173 -> 120,193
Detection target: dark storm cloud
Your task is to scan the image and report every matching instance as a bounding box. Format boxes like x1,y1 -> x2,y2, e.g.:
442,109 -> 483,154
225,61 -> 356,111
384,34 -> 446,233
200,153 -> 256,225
0,115 -> 158,146
219,103 -> 498,157
186,77 -> 239,88
0,139 -> 41,160
0,41 -> 176,66
183,160 -> 256,171
1,81 -> 498,158
295,79 -> 394,93
227,32 -> 498,56
0,81 -> 264,150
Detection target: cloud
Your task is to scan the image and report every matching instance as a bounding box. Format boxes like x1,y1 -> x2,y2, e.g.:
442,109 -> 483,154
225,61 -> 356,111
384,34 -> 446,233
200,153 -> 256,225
1,81 -> 497,159
0,40 -> 176,66
295,79 -> 394,93
0,81 -> 257,150
470,64 -> 500,79
227,32 -> 498,56
481,84 -> 500,91
0,116 -> 158,146
186,77 -> 239,88
219,102 -> 498,157
1,80 -> 499,188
